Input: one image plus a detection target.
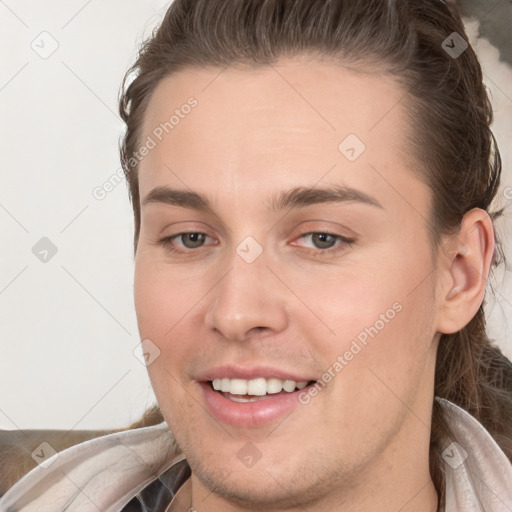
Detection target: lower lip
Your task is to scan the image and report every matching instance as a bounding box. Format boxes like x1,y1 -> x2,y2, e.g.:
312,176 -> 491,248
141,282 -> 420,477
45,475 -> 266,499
200,382 -> 309,427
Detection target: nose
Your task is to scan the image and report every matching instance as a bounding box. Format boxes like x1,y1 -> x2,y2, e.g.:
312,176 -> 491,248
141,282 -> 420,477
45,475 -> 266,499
204,246 -> 289,342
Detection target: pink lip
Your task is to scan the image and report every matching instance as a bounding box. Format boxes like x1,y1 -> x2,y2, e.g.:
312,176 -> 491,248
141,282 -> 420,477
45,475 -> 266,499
196,364 -> 316,382
200,381 -> 311,427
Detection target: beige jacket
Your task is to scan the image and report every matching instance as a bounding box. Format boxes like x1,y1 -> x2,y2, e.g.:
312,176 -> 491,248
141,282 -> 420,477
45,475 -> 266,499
1,397 -> 511,511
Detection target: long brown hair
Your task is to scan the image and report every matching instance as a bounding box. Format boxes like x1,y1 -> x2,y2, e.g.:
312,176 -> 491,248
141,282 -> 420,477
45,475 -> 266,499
118,0 -> 512,502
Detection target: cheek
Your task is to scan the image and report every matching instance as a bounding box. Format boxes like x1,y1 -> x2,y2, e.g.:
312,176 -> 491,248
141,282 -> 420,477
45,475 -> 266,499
296,266 -> 425,355
310,289 -> 436,452
309,243 -> 436,384
133,257 -> 218,405
134,261 -> 192,391
134,256 -> 204,339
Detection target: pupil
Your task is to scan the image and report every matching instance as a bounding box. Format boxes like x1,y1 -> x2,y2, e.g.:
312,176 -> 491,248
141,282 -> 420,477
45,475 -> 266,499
313,233 -> 335,249
184,233 -> 205,248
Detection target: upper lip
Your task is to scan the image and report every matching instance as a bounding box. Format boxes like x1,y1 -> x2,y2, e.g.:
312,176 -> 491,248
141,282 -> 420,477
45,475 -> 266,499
196,364 -> 318,383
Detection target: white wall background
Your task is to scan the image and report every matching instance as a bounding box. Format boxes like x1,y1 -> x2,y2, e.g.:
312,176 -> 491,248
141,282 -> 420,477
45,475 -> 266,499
0,1 -> 511,430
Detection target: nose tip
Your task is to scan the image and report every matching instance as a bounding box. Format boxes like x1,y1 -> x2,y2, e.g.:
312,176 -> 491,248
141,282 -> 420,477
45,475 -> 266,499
204,263 -> 288,342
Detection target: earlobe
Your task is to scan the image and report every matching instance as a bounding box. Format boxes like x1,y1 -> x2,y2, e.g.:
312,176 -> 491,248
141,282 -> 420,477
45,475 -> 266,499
437,208 -> 495,334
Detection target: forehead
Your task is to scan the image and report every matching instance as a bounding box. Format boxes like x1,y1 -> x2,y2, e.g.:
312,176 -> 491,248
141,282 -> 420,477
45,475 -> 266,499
141,58 -> 407,145
138,58 -> 427,217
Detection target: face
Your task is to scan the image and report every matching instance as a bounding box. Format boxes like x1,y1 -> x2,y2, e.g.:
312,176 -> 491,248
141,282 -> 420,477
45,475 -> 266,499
134,59 -> 442,510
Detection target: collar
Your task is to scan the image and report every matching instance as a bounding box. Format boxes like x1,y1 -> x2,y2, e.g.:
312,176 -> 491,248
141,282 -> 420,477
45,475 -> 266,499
434,397 -> 512,510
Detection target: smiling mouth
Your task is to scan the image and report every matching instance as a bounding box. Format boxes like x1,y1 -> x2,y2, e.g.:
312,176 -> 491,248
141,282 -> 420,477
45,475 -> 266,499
208,377 -> 317,402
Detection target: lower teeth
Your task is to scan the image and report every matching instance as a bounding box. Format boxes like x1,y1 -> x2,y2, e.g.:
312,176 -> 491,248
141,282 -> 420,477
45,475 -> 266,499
226,394 -> 262,403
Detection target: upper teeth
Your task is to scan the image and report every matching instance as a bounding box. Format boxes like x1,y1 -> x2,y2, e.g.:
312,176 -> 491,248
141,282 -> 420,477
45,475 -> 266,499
211,377 -> 309,396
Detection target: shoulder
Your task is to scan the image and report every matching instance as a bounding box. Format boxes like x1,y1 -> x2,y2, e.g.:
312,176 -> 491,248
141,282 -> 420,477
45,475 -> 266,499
0,422 -> 183,512
436,397 -> 512,511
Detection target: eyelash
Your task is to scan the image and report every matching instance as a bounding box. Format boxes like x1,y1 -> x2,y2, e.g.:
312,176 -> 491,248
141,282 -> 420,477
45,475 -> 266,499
156,231 -> 355,257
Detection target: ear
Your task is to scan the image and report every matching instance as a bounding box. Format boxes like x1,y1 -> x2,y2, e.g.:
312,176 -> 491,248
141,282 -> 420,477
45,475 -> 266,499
436,208 -> 495,335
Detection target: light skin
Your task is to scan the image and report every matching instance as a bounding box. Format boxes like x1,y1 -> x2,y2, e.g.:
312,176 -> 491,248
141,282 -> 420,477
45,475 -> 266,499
133,58 -> 495,512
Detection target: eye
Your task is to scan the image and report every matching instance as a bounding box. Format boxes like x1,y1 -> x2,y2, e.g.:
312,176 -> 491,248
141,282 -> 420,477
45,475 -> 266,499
156,231 -> 355,256
158,232 -> 213,252
294,232 -> 355,255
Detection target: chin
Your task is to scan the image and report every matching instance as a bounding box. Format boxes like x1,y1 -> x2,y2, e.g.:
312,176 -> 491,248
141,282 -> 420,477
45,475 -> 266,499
190,459 -> 330,510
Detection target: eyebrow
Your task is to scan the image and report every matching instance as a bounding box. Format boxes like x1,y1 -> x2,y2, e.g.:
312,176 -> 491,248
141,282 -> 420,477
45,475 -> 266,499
141,184 -> 383,212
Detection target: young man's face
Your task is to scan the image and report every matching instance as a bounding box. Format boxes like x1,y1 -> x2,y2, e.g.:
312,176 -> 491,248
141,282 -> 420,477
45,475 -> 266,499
134,59 -> 442,510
